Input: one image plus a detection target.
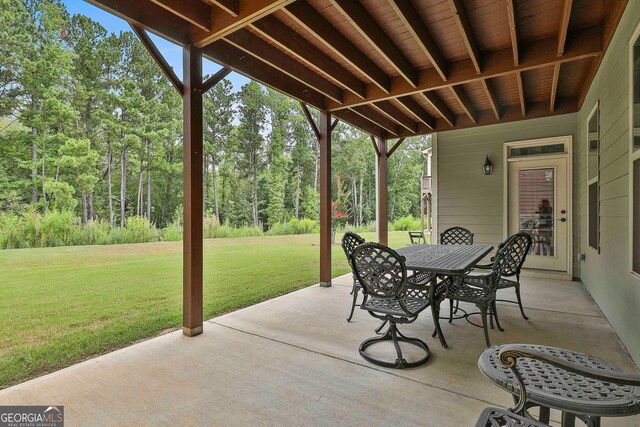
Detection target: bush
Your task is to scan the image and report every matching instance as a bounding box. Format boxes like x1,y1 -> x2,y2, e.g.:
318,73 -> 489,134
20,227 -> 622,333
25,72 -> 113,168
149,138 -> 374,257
162,222 -> 182,241
392,215 -> 421,232
0,214 -> 26,249
266,218 -> 318,236
123,216 -> 159,243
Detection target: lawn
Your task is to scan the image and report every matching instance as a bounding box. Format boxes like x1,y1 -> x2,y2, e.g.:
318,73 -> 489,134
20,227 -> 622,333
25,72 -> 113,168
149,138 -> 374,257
0,231 -> 414,388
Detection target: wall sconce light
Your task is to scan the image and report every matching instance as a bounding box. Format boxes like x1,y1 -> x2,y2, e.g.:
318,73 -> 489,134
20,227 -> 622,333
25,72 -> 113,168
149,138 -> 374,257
482,155 -> 493,175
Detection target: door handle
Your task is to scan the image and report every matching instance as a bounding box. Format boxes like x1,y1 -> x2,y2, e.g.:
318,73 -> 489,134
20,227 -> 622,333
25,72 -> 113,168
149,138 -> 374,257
560,218 -> 566,222
561,210 -> 567,214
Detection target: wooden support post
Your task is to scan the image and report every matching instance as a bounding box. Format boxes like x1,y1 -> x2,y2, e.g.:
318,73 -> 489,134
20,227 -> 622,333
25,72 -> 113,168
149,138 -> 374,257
183,44 -> 204,336
376,137 -> 388,245
319,110 -> 332,287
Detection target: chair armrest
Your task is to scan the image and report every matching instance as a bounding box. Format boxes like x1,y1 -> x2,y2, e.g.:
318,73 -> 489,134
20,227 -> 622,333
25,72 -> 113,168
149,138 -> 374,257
474,263 -> 493,270
499,344 -> 640,386
407,271 -> 435,286
458,271 -> 496,291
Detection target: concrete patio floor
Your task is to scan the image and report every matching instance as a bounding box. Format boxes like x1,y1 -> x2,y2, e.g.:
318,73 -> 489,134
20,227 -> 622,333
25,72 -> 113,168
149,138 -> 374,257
1,274 -> 639,426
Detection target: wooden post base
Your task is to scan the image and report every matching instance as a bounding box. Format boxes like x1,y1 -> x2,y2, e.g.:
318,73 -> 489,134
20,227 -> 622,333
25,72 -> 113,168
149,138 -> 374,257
319,281 -> 332,287
183,326 -> 203,337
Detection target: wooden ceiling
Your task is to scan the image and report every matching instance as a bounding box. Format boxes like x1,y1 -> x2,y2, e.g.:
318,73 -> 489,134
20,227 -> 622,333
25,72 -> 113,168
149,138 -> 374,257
87,0 -> 628,139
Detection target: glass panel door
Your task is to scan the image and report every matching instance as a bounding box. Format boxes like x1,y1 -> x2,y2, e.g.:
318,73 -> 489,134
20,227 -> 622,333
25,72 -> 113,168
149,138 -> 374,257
518,168 -> 555,257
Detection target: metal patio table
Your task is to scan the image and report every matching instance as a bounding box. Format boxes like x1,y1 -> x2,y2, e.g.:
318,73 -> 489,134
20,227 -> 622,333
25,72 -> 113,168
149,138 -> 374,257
478,344 -> 640,427
396,243 -> 494,348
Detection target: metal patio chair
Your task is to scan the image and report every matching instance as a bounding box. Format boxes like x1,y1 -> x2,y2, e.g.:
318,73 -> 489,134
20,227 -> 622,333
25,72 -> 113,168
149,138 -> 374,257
440,226 -> 474,245
341,231 -> 366,322
475,344 -> 640,427
441,235 -> 520,347
475,232 -> 533,320
350,243 -> 432,368
408,231 -> 425,244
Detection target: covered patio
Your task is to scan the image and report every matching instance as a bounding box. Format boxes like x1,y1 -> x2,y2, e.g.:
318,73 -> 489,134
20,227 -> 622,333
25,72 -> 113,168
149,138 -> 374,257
3,0 -> 640,425
0,273 -> 637,425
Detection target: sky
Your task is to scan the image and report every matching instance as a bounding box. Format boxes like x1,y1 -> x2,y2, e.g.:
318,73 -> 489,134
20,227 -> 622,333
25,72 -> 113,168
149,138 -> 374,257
61,0 -> 250,92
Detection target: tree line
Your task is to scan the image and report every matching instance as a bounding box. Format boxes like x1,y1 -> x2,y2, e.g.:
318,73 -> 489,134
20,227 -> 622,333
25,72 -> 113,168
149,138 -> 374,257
0,0 -> 430,245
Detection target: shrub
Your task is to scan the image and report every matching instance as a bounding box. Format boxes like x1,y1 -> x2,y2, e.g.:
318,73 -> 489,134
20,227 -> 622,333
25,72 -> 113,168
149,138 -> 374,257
162,222 -> 182,241
266,218 -> 318,236
0,214 -> 26,249
392,215 -> 421,232
123,217 -> 159,243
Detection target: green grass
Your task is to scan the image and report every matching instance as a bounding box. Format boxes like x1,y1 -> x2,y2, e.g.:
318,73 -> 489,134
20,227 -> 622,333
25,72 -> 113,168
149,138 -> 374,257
0,231 -> 413,389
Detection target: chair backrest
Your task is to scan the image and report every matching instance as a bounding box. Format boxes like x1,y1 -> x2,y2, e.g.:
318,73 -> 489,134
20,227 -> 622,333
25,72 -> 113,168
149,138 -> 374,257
341,232 -> 365,269
350,243 -> 407,299
440,226 -> 474,245
408,231 -> 425,245
499,232 -> 532,277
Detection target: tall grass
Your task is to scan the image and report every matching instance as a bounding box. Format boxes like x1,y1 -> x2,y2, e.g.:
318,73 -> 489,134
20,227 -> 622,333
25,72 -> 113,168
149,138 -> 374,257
0,210 -> 422,249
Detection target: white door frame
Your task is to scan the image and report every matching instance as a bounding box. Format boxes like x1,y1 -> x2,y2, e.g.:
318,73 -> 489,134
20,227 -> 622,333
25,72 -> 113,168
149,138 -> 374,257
503,135 -> 573,276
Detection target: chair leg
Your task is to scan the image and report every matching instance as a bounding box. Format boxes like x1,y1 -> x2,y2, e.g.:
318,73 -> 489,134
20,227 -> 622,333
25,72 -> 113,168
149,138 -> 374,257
449,299 -> 454,323
431,299 -> 448,348
347,285 -> 359,322
478,305 -> 491,347
492,301 -> 504,332
514,283 -> 529,320
359,321 -> 430,369
375,320 -> 388,334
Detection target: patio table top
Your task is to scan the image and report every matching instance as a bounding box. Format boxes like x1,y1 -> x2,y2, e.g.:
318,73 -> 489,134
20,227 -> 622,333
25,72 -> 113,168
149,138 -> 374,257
396,244 -> 494,275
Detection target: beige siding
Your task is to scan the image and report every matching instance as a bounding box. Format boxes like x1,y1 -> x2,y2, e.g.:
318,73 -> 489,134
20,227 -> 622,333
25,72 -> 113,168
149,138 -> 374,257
577,1 -> 640,365
435,113 -> 579,268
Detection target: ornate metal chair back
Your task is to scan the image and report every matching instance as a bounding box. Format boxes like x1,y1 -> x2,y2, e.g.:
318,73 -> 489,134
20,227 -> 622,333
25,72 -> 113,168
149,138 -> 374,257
440,226 -> 474,245
341,231 -> 365,270
350,243 -> 407,299
408,231 -> 425,245
500,233 -> 532,278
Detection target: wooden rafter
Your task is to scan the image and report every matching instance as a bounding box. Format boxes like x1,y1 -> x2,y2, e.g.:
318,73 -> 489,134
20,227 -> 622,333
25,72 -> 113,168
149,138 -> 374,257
129,24 -> 183,94
481,79 -> 500,120
352,105 -> 400,136
149,0 -> 210,31
284,1 -> 390,93
331,0 -> 417,87
450,85 -> 476,124
300,102 -> 320,140
331,118 -> 339,131
209,0 -> 239,17
333,109 -> 383,138
389,0 -> 447,81
372,101 -> 417,134
515,72 -> 526,116
447,0 -> 481,74
422,91 -> 455,127
251,16 -> 366,99
557,0 -> 573,56
193,0 -> 293,47
224,29 -> 344,103
396,96 -> 435,129
326,27 -> 602,111
505,0 -> 518,66
550,63 -> 561,112
202,67 -> 231,93
387,138 -> 406,157
87,0 -> 190,45
203,40 -> 325,109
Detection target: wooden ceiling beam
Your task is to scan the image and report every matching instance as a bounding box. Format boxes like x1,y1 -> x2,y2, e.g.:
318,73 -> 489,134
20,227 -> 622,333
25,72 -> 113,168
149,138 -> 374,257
330,0 -> 417,87
389,0 -> 447,81
481,79 -> 500,120
284,1 -> 390,94
421,91 -> 455,127
447,0 -> 481,74
202,40 -> 326,109
224,30 -> 344,103
515,72 -> 526,116
351,105 -> 400,136
396,98 -> 578,137
193,0 -> 293,47
396,96 -> 435,129
557,0 -> 573,56
86,0 -> 190,45
450,85 -> 476,124
550,63 -> 561,112
300,102 -> 320,140
333,109 -> 384,139
372,101 -> 417,133
387,138 -> 406,157
326,27 -> 602,111
149,0 -> 211,31
505,0 -> 519,66
209,0 -> 239,17
251,16 -> 366,99
202,67 -> 231,93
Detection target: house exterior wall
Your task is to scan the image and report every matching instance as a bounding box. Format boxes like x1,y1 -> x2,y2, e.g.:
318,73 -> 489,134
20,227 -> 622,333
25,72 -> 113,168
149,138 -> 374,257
434,113 -> 579,269
434,1 -> 640,365
577,0 -> 640,365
